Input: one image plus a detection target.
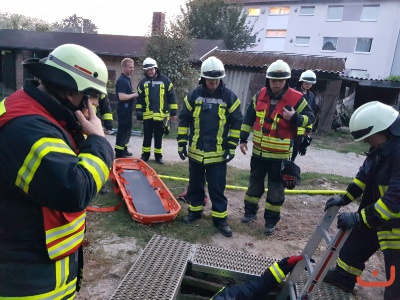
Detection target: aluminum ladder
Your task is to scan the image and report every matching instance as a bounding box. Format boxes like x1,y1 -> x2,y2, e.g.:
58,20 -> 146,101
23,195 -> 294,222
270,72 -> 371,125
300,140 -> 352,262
277,206 -> 353,300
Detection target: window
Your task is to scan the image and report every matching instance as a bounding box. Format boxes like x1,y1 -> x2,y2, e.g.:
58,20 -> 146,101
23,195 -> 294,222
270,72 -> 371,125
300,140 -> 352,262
355,38 -> 372,53
266,30 -> 287,37
295,36 -> 310,46
247,35 -> 257,43
322,37 -> 338,51
349,69 -> 367,78
269,6 -> 290,15
248,7 -> 260,16
300,6 -> 315,16
361,5 -> 379,21
327,6 -> 343,21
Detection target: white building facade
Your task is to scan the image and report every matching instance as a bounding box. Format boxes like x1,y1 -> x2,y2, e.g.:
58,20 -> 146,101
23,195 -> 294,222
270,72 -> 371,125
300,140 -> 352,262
242,0 -> 400,80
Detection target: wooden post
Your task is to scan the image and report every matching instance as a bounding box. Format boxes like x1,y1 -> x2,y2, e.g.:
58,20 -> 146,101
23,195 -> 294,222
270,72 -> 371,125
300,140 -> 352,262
318,80 -> 342,133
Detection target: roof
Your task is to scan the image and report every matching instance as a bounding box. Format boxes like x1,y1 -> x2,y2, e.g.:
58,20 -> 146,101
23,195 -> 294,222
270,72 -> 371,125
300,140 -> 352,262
0,29 -> 226,60
200,49 -> 346,74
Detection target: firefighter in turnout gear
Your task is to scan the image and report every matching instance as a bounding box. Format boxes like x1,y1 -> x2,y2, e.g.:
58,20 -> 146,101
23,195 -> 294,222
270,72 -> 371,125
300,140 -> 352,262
136,57 -> 178,164
211,255 -> 303,299
292,70 -> 318,161
98,94 -> 114,133
239,59 -> 314,236
0,44 -> 114,298
178,56 -> 243,237
323,101 -> 400,299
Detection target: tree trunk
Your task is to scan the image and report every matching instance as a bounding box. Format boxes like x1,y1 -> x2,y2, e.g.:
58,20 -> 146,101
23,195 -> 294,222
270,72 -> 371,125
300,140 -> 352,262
318,80 -> 342,133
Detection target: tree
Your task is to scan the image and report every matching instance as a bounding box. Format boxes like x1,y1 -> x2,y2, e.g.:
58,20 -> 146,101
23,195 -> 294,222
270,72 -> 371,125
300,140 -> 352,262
145,25 -> 198,113
53,14 -> 98,34
0,11 -> 51,31
177,0 -> 253,50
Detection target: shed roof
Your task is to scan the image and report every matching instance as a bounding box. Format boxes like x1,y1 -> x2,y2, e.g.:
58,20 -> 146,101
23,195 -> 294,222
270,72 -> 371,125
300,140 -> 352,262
200,49 -> 346,74
0,29 -> 226,60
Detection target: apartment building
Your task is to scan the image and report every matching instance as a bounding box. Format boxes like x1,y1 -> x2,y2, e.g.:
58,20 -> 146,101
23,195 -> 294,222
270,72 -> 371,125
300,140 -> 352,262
241,0 -> 400,80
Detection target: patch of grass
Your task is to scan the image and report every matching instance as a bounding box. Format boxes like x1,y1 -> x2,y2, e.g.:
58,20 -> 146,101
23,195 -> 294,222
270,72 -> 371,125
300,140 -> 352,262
311,131 -> 368,155
88,163 -> 352,247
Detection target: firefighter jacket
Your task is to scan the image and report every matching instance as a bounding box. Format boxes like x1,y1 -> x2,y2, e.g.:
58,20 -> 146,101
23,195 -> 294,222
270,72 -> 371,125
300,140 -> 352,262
211,258 -> 293,299
177,81 -> 243,164
294,86 -> 317,135
340,137 -> 400,250
240,86 -> 314,160
0,80 -> 114,297
98,94 -> 113,130
136,71 -> 178,121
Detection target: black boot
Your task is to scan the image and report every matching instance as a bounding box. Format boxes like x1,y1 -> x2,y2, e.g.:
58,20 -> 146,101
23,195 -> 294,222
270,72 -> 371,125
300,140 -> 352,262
115,149 -> 126,159
124,147 -> 132,157
213,219 -> 233,237
241,201 -> 259,223
140,154 -> 149,162
155,158 -> 164,165
183,211 -> 202,224
323,267 -> 357,293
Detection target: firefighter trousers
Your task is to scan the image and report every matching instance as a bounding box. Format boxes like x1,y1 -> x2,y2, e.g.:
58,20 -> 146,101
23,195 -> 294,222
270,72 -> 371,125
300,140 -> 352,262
141,119 -> 164,159
244,155 -> 284,226
115,103 -> 132,151
335,223 -> 400,299
187,160 -> 228,220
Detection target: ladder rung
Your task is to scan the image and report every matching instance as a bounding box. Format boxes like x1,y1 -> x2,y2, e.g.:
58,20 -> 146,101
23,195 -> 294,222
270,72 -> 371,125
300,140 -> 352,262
303,255 -> 314,275
318,225 -> 332,244
288,282 -> 297,299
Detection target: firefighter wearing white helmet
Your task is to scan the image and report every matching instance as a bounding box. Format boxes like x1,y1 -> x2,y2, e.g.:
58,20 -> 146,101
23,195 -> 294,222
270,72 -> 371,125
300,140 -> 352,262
178,56 -> 243,237
239,59 -> 315,236
0,44 -> 113,297
200,56 -> 226,80
137,57 -> 178,164
323,101 -> 400,298
291,70 -> 318,162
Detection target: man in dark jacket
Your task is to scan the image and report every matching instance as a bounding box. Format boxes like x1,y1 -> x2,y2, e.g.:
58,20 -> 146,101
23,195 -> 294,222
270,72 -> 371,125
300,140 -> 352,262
0,44 -> 114,298
211,255 -> 303,299
323,101 -> 400,300
177,56 -> 243,237
136,57 -> 178,164
292,70 -> 318,161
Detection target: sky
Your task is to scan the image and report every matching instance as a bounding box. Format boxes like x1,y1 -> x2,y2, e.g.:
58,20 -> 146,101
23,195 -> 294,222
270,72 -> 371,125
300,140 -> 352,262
1,0 -> 188,36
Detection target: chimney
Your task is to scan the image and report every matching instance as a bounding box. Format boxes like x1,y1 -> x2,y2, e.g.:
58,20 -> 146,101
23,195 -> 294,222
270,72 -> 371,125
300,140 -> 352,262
152,12 -> 166,36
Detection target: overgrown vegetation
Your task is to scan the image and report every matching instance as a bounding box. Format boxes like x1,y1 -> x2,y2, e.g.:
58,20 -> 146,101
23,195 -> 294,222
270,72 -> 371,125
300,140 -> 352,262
176,0 -> 253,50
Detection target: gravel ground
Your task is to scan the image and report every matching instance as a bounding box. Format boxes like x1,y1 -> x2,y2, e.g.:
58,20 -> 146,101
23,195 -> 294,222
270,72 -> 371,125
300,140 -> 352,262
105,134 -> 365,178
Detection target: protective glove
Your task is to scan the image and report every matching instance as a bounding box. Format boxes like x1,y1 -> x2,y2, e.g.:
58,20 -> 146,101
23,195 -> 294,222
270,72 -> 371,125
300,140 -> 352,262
224,149 -> 235,163
324,195 -> 349,211
278,255 -> 304,274
178,145 -> 188,161
337,212 -> 361,230
298,135 -> 312,156
136,111 -> 143,121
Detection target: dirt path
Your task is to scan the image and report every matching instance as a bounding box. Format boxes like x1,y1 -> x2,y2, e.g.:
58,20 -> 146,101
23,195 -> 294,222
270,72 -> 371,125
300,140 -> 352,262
77,134 -> 383,300
105,134 -> 365,178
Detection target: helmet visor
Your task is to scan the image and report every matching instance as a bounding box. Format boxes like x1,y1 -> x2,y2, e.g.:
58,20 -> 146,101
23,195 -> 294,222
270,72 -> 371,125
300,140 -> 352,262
267,71 -> 290,78
202,70 -> 225,78
351,126 -> 373,140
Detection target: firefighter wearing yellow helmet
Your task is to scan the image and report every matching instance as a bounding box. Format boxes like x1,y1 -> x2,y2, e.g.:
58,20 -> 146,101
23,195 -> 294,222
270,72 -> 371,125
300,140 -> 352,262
239,59 -> 315,235
323,101 -> 400,298
0,44 -> 114,298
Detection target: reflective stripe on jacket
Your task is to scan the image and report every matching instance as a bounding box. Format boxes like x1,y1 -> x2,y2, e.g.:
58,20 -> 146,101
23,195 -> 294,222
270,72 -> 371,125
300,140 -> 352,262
136,73 -> 178,121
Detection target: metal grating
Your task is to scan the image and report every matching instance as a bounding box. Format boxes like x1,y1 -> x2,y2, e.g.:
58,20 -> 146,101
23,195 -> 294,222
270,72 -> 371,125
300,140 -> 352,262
296,272 -> 355,300
109,235 -> 194,300
191,244 -> 276,281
